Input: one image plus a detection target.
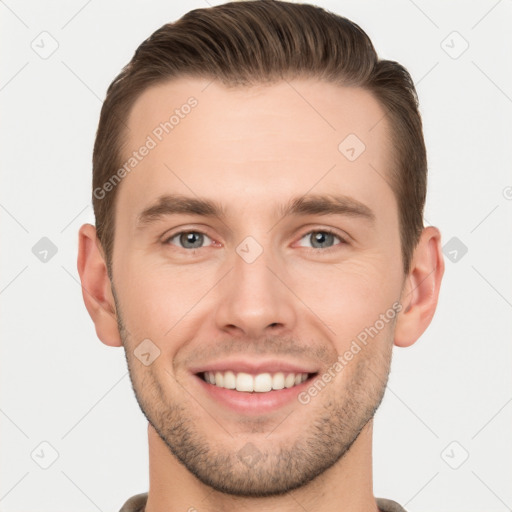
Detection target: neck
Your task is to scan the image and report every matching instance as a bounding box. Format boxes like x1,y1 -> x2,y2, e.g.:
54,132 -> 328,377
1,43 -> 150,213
144,421 -> 379,512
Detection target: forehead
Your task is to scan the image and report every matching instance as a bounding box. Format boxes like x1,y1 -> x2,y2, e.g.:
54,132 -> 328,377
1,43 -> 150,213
125,77 -> 389,154
117,77 -> 395,225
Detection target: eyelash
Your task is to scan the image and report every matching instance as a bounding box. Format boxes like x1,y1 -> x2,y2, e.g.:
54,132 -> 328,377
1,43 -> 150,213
295,228 -> 347,254
162,228 -> 348,253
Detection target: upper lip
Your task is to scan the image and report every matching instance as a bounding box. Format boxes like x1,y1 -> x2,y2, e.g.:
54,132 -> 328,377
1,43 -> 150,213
189,358 -> 320,376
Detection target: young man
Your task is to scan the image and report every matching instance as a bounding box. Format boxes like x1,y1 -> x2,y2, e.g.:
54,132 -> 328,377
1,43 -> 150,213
77,1 -> 444,511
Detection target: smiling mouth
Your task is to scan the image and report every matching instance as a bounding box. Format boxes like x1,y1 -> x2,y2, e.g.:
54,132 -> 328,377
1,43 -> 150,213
197,371 -> 318,393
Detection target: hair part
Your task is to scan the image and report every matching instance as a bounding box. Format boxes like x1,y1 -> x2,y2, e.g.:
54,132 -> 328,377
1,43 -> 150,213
93,0 -> 426,277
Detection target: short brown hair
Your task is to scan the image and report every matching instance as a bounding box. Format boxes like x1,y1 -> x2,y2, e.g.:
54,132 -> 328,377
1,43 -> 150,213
92,0 -> 426,276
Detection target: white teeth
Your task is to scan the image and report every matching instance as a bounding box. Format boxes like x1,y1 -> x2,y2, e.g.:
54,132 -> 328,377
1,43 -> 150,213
272,372 -> 285,390
236,372 -> 254,392
202,370 -> 310,392
223,370 -> 236,389
254,373 -> 272,392
284,373 -> 296,388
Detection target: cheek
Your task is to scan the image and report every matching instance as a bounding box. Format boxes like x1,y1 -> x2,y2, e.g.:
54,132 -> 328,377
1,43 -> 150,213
114,256 -> 216,341
289,255 -> 400,343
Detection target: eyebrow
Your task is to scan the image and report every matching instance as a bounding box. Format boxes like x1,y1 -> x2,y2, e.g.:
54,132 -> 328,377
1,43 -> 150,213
136,193 -> 375,228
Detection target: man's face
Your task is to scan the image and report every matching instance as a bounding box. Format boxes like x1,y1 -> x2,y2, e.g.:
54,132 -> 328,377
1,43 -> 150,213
110,78 -> 405,496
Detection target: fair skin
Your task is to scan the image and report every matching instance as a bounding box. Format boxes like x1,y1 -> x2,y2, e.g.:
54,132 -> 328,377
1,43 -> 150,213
78,78 -> 444,512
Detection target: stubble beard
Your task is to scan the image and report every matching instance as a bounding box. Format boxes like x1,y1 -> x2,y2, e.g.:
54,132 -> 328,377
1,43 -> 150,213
114,295 -> 393,497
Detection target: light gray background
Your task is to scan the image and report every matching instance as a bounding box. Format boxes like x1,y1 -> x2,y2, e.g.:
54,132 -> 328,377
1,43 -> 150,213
1,1 -> 511,511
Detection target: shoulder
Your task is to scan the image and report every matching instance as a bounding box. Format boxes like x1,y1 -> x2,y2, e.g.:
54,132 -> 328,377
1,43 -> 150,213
376,497 -> 408,512
118,492 -> 148,512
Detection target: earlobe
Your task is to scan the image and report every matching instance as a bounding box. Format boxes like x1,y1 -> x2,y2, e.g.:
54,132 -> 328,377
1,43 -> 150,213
394,226 -> 445,348
77,223 -> 122,347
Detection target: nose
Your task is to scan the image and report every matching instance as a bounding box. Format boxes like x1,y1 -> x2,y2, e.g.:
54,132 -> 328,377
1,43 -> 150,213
214,244 -> 298,339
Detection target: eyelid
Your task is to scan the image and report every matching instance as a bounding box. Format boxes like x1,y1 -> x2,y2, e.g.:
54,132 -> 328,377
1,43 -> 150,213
294,227 -> 349,250
296,224 -> 350,242
161,226 -> 216,247
168,232 -> 213,247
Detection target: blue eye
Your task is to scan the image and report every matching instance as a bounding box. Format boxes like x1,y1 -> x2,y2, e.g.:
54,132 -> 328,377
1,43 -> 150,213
165,231 -> 213,249
162,228 -> 347,253
298,230 -> 345,250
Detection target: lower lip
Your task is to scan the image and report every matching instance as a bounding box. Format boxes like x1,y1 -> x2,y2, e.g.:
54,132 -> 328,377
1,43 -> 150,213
192,373 -> 316,415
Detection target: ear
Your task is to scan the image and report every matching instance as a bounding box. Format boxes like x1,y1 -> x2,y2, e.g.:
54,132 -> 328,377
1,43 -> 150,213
77,223 -> 122,347
394,226 -> 445,348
